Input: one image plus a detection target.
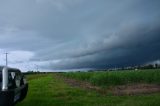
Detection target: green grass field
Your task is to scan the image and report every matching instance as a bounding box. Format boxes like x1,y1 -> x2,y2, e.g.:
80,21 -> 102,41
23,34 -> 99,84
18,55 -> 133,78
16,72 -> 160,106
62,69 -> 160,87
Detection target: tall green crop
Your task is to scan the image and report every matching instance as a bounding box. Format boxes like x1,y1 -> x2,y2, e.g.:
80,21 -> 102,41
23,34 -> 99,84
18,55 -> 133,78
62,69 -> 160,87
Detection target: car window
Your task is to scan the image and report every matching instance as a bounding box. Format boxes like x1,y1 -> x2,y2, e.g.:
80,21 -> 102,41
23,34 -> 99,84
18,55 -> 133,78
8,72 -> 16,89
8,70 -> 23,89
15,72 -> 21,88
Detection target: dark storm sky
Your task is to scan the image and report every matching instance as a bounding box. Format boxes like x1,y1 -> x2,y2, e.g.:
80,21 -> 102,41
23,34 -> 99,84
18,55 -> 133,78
0,0 -> 160,71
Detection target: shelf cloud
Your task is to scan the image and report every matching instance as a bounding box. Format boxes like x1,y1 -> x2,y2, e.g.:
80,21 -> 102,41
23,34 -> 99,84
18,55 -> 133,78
0,0 -> 160,71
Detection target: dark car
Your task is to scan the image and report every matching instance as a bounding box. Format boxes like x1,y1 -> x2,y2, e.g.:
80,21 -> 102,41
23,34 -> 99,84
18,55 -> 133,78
0,66 -> 28,106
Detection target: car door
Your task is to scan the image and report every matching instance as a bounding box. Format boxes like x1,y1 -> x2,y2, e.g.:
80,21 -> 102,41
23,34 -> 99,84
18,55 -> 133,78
0,72 -> 2,90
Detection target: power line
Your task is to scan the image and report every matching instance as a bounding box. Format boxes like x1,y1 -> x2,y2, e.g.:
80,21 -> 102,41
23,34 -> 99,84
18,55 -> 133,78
35,64 -> 39,72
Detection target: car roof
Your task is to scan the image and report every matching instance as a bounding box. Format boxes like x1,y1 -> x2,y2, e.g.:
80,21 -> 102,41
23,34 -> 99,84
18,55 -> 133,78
0,66 -> 21,73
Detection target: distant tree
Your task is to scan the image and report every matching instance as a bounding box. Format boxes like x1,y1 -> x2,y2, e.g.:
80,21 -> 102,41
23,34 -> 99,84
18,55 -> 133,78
146,64 -> 154,69
155,64 -> 158,68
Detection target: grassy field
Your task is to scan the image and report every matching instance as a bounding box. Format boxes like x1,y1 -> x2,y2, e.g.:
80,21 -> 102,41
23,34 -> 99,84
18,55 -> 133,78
16,73 -> 160,106
61,69 -> 160,87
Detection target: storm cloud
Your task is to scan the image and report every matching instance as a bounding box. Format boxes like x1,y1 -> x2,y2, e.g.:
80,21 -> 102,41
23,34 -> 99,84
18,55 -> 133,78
0,0 -> 160,71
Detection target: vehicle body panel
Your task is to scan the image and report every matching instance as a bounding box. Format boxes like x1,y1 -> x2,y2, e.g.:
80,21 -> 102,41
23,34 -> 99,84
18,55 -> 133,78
0,66 -> 28,106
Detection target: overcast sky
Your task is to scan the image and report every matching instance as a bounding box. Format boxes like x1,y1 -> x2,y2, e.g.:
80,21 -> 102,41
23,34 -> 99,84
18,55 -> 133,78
0,0 -> 160,71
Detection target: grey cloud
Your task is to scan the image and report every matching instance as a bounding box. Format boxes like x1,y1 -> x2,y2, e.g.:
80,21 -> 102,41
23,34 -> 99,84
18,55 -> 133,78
0,0 -> 160,71
41,20 -> 160,70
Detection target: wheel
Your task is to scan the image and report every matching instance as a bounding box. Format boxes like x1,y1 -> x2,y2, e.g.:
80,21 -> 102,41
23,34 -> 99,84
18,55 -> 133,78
19,84 -> 28,101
